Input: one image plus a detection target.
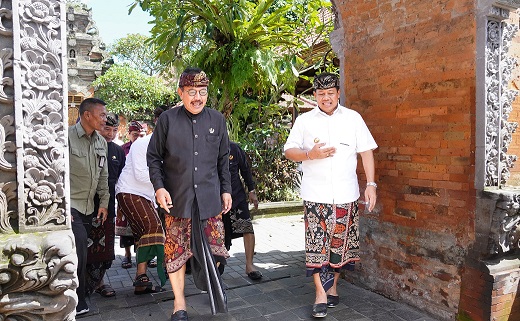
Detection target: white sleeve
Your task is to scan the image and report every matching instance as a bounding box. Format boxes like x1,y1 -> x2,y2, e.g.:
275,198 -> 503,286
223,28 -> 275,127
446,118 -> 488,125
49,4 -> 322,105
355,113 -> 378,153
284,117 -> 305,151
130,137 -> 151,183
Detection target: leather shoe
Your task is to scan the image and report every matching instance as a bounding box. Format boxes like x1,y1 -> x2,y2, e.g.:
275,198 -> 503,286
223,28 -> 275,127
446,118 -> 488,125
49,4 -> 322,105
171,310 -> 188,321
327,294 -> 339,308
312,303 -> 327,318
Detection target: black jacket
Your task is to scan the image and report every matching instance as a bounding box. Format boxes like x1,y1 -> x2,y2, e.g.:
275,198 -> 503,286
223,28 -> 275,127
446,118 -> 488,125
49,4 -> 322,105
229,142 -> 255,208
147,106 -> 231,220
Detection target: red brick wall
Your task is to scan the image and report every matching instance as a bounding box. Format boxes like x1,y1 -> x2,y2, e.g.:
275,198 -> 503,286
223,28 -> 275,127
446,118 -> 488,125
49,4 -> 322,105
458,260 -> 520,321
333,0 -> 477,318
505,16 -> 520,187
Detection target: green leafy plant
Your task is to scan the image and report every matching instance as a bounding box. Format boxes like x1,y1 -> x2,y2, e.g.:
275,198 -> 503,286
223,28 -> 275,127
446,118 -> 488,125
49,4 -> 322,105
92,64 -> 176,121
239,104 -> 300,202
109,33 -> 165,76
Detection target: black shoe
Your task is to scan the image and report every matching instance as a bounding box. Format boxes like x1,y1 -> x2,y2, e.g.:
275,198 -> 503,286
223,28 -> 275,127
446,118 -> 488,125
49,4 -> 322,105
312,303 -> 327,318
327,294 -> 339,308
171,310 -> 188,321
76,301 -> 89,316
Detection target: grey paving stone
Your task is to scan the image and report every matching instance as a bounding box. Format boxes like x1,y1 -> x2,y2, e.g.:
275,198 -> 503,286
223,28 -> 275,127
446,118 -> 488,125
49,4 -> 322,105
84,216 -> 440,321
242,293 -> 275,305
251,301 -> 286,316
392,307 -> 432,321
263,309 -> 302,321
228,305 -> 263,320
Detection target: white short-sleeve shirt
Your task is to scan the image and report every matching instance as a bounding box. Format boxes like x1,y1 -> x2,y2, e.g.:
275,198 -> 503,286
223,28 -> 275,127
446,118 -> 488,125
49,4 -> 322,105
284,105 -> 377,204
115,134 -> 156,202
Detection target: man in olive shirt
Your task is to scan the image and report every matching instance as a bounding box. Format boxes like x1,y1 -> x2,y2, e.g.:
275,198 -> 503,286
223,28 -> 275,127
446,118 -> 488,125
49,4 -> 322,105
68,98 -> 109,316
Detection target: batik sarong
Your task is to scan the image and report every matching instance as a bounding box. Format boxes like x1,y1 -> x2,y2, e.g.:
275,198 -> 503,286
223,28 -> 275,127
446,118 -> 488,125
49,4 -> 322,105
304,201 -> 359,291
164,213 -> 229,273
86,216 -> 115,294
223,199 -> 254,250
164,206 -> 229,314
116,193 -> 166,285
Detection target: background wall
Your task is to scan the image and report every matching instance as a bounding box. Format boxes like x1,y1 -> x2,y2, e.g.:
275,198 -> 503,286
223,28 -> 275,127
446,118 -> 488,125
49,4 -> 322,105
331,0 -> 478,319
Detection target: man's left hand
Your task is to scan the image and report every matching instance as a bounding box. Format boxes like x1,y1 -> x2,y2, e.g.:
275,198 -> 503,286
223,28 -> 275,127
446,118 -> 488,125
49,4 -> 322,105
249,191 -> 259,210
364,186 -> 377,212
97,207 -> 108,223
221,193 -> 232,214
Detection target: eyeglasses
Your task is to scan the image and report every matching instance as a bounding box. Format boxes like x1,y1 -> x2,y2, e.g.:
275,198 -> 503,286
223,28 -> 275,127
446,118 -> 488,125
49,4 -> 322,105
185,88 -> 208,96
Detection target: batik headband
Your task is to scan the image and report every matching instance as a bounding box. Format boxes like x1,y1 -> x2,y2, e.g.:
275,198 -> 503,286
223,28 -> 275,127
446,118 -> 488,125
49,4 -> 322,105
106,112 -> 119,127
128,120 -> 143,132
313,73 -> 340,90
178,70 -> 210,87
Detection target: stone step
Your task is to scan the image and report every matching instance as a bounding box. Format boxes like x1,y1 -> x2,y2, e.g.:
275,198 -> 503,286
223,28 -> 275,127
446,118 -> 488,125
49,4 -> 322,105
250,200 -> 303,217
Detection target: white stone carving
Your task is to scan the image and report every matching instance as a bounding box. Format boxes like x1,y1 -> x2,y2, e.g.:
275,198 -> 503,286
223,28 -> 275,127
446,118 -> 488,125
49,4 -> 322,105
0,0 -> 76,319
485,6 -> 520,256
485,14 -> 519,187
489,192 -> 520,255
0,230 -> 78,321
13,0 -> 68,231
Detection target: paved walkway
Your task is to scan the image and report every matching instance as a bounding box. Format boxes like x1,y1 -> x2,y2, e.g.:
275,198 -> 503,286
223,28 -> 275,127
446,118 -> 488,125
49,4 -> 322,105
78,214 -> 440,321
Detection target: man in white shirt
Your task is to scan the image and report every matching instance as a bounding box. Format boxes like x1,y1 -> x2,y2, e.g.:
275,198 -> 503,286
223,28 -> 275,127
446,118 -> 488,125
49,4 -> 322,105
115,107 -> 169,295
284,72 -> 377,318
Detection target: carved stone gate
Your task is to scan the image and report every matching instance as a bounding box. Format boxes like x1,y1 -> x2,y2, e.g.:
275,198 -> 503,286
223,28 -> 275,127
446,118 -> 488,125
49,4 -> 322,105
0,0 -> 77,320
460,1 -> 520,320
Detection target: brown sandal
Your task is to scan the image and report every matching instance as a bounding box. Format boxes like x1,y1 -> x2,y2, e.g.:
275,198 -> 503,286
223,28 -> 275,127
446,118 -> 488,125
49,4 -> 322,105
95,284 -> 116,297
133,274 -> 152,287
121,256 -> 132,269
134,284 -> 164,295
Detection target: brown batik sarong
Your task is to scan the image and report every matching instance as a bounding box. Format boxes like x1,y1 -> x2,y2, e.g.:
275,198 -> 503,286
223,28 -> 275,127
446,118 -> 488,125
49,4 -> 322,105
116,193 -> 165,249
86,216 -> 115,294
116,193 -> 166,285
164,213 -> 229,273
304,201 -> 359,291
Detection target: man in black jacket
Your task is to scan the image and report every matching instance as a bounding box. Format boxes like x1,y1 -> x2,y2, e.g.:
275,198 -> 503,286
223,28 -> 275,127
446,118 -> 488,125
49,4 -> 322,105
223,141 -> 262,280
147,67 -> 231,321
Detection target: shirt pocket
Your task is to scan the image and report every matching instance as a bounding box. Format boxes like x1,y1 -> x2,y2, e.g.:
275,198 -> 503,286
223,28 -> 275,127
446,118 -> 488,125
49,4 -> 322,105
206,134 -> 219,143
95,150 -> 105,174
69,147 -> 89,178
204,134 -> 220,158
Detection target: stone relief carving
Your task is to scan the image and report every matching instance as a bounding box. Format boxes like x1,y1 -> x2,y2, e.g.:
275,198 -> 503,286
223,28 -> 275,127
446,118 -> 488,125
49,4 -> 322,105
485,6 -> 520,257
0,230 -> 77,320
485,13 -> 519,187
0,0 -> 77,319
14,0 -> 68,232
489,192 -> 520,255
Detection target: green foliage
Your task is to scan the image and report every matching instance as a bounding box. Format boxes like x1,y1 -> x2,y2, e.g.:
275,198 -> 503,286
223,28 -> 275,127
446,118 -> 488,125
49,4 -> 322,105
132,0 -> 331,115
238,104 -> 300,202
92,65 -> 176,121
109,33 -> 165,76
129,0 -> 332,201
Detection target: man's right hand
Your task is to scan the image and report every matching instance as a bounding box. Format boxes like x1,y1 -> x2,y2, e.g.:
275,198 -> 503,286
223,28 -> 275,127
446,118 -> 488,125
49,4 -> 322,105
155,188 -> 173,213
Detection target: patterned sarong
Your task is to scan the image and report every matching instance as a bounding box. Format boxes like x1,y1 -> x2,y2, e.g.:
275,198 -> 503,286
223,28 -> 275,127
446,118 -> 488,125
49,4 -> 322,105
223,199 -> 254,250
304,201 -> 359,291
116,192 -> 166,285
86,217 -> 115,294
164,214 -> 229,273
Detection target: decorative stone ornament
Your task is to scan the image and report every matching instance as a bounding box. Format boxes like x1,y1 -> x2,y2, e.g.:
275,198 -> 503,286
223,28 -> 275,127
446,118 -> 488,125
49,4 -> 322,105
485,5 -> 520,258
0,0 -> 77,320
485,6 -> 519,188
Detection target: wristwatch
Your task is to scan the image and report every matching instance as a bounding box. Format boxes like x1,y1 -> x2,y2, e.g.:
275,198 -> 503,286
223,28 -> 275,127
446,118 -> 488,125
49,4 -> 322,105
366,182 -> 377,188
